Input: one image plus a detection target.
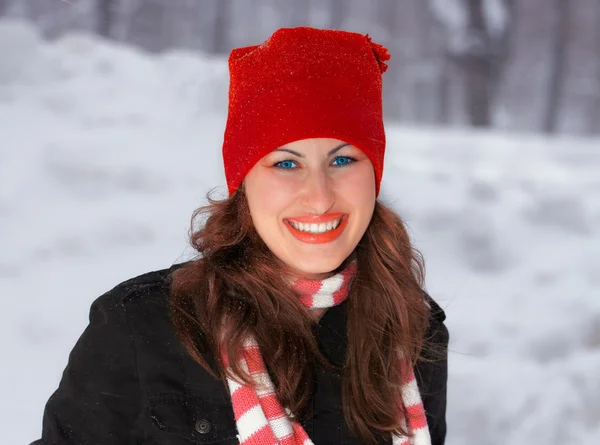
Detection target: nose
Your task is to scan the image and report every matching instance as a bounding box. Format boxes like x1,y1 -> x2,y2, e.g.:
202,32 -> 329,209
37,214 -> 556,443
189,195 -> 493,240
299,169 -> 335,214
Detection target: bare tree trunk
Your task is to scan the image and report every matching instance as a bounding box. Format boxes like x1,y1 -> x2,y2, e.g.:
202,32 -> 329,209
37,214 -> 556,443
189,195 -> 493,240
214,0 -> 230,53
128,0 -> 167,52
445,0 -> 515,127
328,0 -> 345,29
376,0 -> 402,120
463,0 -> 493,127
414,0 -> 438,123
97,0 -> 116,39
437,63 -> 452,124
491,0 -> 517,99
543,0 -> 569,134
175,0 -> 203,50
424,0 -> 453,125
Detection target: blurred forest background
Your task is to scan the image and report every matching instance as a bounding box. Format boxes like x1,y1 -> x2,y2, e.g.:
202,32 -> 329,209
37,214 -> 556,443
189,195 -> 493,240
2,0 -> 600,136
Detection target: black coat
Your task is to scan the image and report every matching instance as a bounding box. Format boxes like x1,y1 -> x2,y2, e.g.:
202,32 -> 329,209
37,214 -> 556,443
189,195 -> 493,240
32,264 -> 449,445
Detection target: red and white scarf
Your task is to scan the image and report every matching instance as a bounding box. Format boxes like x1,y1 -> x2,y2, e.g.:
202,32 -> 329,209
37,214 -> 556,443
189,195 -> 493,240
225,262 -> 431,445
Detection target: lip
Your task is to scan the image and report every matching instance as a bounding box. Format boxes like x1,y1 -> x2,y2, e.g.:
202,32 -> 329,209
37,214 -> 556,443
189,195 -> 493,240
284,214 -> 348,244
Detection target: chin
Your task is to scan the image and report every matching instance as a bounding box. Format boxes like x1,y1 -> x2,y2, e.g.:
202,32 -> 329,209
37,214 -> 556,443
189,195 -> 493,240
288,254 -> 347,278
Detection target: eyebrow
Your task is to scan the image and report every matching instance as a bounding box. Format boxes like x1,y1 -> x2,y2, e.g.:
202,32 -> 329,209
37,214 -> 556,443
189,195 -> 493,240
275,142 -> 350,158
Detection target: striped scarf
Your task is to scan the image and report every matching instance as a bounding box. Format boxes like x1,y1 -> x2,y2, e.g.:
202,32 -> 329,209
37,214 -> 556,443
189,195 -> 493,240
225,261 -> 431,445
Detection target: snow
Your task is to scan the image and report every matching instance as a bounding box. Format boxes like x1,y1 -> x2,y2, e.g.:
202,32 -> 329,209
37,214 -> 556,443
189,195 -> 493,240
1,19 -> 599,445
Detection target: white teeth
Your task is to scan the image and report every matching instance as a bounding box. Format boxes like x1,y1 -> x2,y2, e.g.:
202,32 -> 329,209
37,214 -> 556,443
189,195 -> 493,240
289,217 -> 343,234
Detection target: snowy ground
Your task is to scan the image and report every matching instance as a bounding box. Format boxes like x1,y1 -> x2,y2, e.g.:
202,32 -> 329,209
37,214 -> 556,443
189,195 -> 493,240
1,20 -> 599,445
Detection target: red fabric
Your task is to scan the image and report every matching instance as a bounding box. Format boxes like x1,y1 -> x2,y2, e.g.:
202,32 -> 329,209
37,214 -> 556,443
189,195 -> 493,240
222,27 -> 389,197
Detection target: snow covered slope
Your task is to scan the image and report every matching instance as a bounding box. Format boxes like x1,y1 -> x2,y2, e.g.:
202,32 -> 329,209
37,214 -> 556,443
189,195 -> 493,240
1,20 -> 598,445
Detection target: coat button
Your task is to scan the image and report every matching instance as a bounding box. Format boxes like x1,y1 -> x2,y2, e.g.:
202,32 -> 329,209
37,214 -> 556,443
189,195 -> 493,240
195,419 -> 212,434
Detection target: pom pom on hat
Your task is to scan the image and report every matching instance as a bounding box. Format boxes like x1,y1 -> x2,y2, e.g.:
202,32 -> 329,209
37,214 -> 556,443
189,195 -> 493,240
222,27 -> 390,197
366,34 -> 391,73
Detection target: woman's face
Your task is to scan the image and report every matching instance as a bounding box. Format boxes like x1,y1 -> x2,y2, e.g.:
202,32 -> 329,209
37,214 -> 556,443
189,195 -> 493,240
244,138 -> 376,280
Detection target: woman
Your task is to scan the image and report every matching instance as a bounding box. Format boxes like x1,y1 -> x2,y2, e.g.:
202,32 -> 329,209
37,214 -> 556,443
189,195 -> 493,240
33,27 -> 448,445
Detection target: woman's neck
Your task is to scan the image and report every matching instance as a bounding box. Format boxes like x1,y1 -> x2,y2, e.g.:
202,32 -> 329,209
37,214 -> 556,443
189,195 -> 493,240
309,307 -> 328,322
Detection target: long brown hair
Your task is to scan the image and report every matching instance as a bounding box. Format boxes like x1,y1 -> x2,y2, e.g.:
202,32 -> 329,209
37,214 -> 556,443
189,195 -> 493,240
170,186 -> 430,444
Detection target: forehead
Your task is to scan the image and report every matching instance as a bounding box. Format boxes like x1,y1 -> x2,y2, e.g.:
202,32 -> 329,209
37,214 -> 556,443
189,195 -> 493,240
275,138 -> 351,155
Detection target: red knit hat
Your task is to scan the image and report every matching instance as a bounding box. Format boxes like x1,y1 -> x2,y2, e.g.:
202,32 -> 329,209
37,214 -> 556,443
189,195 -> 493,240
222,27 -> 390,196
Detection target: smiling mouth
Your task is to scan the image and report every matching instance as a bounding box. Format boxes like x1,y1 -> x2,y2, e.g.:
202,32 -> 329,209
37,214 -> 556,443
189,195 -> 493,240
284,214 -> 349,244
287,217 -> 343,234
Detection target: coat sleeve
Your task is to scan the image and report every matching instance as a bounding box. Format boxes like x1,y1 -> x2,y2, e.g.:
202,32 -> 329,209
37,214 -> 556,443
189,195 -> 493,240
31,289 -> 140,445
415,295 -> 449,445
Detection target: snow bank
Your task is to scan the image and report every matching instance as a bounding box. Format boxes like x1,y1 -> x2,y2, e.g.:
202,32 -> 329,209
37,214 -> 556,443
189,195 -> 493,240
1,20 -> 598,445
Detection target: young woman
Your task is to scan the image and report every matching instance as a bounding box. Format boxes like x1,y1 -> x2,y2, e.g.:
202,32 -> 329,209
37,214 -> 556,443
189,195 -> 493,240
32,27 -> 448,445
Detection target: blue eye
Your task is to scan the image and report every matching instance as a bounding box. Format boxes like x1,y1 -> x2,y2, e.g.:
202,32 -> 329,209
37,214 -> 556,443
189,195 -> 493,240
331,156 -> 356,167
273,159 -> 298,170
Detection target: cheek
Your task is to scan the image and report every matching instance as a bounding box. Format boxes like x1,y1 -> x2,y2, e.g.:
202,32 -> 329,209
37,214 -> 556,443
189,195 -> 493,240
338,165 -> 376,205
247,174 -> 297,223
